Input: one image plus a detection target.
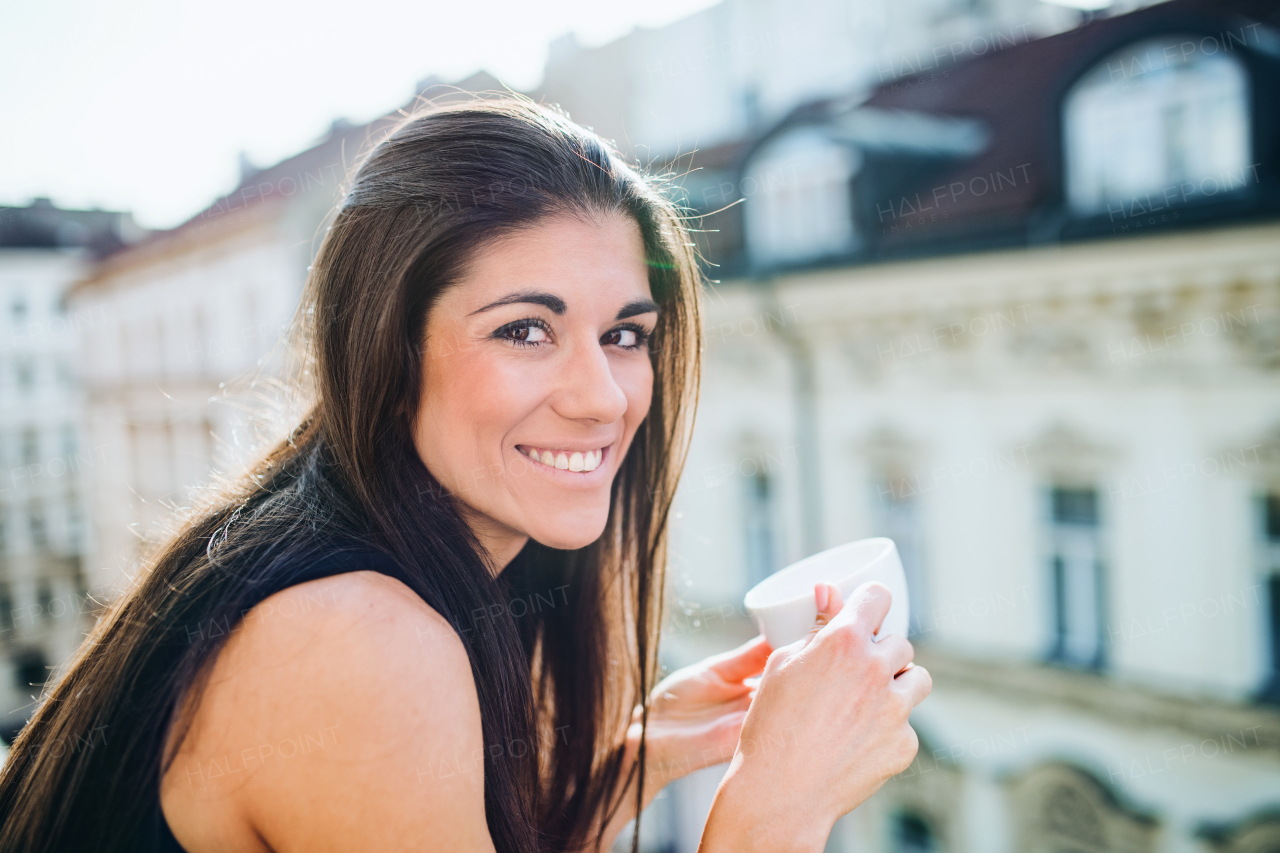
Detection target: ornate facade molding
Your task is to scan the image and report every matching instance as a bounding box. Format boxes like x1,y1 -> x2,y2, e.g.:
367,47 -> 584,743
1008,762 -> 1158,853
917,647 -> 1280,759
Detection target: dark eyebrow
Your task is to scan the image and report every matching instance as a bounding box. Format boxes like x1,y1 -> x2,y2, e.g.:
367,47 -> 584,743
616,299 -> 661,320
469,290 -> 566,316
469,291 -> 661,321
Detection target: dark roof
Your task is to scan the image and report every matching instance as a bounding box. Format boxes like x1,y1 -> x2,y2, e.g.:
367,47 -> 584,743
0,199 -> 142,256
718,0 -> 1280,275
867,0 -> 1280,250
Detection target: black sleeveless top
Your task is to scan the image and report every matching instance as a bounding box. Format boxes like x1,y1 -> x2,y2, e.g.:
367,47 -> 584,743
151,547 -> 413,853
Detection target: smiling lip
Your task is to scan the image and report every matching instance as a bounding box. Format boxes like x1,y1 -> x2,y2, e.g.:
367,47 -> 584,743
516,444 -> 609,473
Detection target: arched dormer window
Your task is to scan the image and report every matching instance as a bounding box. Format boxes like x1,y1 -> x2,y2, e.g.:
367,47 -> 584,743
744,128 -> 858,268
1064,36 -> 1251,216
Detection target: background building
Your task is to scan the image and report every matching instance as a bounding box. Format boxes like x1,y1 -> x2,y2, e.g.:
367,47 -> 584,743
66,75 -> 503,594
0,199 -> 142,738
644,1 -> 1280,851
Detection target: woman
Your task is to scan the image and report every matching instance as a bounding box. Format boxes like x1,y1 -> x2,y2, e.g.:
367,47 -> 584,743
0,97 -> 929,852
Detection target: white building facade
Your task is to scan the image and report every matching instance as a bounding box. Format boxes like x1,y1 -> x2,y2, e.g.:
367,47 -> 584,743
659,223 -> 1280,852
644,2 -> 1280,851
0,201 -> 141,737
70,157 -> 343,592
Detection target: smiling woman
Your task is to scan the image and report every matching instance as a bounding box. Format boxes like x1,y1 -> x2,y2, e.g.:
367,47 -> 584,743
415,214 -> 659,563
0,96 -> 929,853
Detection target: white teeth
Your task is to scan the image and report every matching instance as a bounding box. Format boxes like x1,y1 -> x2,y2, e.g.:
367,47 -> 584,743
522,446 -> 603,472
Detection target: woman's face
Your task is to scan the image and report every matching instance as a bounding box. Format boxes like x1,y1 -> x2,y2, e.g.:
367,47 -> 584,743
414,211 -> 657,568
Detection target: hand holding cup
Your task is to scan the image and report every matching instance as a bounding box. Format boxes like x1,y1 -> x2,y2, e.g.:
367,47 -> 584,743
700,579 -> 931,852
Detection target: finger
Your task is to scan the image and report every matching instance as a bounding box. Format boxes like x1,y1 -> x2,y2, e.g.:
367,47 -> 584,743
876,634 -> 914,677
822,581 -> 891,639
799,583 -> 844,648
706,635 -> 773,682
892,664 -> 932,706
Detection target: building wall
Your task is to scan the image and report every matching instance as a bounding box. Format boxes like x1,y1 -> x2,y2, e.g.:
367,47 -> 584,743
654,221 -> 1280,851
70,199 -> 309,592
0,249 -> 94,736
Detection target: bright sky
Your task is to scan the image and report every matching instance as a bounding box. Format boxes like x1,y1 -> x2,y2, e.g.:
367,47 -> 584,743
1,0 -> 721,229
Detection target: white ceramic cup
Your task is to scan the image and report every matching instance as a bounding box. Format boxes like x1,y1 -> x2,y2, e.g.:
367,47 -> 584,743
743,537 -> 910,649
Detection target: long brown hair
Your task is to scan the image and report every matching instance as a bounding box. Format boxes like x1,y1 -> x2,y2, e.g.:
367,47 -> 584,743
0,97 -> 702,853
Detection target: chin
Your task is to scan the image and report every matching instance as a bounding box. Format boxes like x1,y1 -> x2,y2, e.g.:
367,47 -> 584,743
523,506 -> 610,551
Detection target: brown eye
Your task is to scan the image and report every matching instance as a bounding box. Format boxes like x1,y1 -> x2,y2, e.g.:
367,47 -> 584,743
611,329 -> 637,347
602,324 -> 650,350
495,319 -> 550,347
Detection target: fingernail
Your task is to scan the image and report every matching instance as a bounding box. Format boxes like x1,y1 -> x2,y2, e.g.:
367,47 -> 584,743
815,583 -> 829,612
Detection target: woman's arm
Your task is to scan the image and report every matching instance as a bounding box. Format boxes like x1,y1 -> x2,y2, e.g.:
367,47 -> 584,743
699,760 -> 835,852
161,571 -> 498,852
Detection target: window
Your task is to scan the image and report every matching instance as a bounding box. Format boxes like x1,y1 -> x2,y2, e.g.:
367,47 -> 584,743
29,503 -> 47,550
1047,486 -> 1106,669
874,474 -> 928,638
67,503 -> 84,549
60,424 -> 77,458
0,584 -> 13,632
1064,37 -> 1250,215
1260,494 -> 1280,702
891,811 -> 938,853
36,580 -> 53,622
745,128 -> 859,267
743,470 -> 777,590
56,358 -> 74,388
16,357 -> 34,393
742,86 -> 762,131
12,647 -> 48,690
21,428 -> 38,466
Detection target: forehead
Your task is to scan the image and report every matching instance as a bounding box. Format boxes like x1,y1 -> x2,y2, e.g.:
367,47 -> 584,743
444,211 -> 652,311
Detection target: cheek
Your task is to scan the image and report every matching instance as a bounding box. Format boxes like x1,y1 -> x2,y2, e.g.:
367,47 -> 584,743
419,354 -> 489,462
423,351 -> 543,448
619,358 -> 655,427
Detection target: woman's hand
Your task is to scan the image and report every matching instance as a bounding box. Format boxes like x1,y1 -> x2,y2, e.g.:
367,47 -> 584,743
698,581 -> 932,853
630,634 -> 772,790
595,636 -> 772,851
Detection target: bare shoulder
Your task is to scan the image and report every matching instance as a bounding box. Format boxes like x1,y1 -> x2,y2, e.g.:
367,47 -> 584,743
161,570 -> 495,853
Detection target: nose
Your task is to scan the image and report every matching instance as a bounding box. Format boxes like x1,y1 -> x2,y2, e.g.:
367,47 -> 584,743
552,337 -> 629,424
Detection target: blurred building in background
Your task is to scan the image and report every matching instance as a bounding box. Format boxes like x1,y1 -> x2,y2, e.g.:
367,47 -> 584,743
535,0 -> 1139,162
68,118 -> 382,591
0,199 -> 143,738
651,1 -> 1280,852
39,0 -> 1280,849
65,74 -> 502,593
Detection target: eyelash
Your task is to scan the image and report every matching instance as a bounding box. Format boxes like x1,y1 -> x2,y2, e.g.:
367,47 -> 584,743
494,317 -> 652,351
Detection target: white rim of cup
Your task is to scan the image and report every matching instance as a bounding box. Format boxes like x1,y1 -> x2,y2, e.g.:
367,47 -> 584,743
743,537 -> 896,610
